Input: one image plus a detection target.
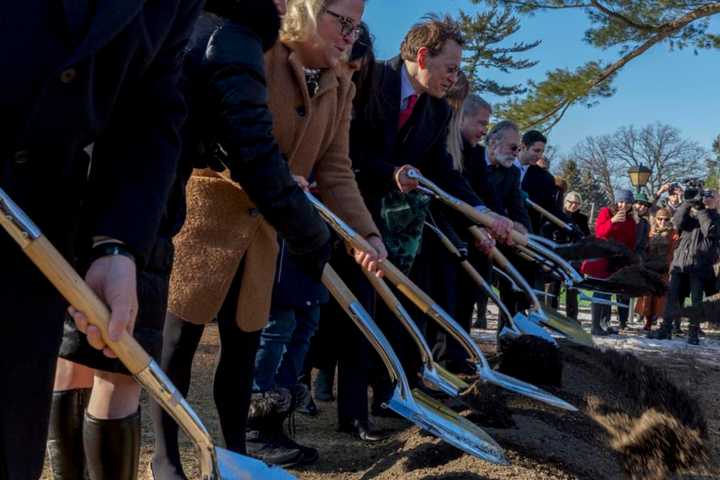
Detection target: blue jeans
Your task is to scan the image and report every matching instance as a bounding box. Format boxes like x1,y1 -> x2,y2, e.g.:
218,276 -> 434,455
253,304 -> 321,393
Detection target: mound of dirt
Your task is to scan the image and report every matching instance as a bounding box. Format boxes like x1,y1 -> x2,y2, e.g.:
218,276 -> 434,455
561,344 -> 709,479
323,342 -> 712,480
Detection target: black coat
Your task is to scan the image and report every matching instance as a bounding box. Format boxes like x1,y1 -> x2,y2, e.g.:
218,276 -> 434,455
350,56 -> 483,219
169,11 -> 330,259
670,202 -> 720,279
1,0 -> 203,264
522,164 -> 561,234
461,142 -> 499,211
484,157 -> 531,230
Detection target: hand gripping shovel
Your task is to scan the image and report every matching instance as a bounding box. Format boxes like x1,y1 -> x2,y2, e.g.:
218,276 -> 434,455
0,188 -> 295,480
525,198 -> 585,241
407,169 -> 585,287
469,228 -> 593,349
423,222 -> 555,345
304,192 -> 575,412
362,269 -> 469,397
321,265 -> 507,464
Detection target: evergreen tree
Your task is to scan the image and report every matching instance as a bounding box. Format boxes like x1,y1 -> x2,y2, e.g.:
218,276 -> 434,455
459,6 -> 541,96
482,0 -> 720,130
558,158 -> 582,194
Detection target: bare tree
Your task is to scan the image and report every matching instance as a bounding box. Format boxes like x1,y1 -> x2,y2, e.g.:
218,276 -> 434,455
571,134 -> 616,202
609,124 -> 708,194
571,123 -> 708,198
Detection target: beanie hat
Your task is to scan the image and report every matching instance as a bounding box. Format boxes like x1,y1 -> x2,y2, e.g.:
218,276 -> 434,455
634,191 -> 651,205
614,189 -> 634,204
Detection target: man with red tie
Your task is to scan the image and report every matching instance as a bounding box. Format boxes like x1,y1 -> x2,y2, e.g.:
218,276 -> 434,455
340,15 -> 513,430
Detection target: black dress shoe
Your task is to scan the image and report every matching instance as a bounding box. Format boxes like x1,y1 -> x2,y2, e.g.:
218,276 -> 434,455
338,419 -> 387,442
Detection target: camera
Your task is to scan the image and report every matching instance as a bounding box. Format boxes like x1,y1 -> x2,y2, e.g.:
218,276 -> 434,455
682,178 -> 705,203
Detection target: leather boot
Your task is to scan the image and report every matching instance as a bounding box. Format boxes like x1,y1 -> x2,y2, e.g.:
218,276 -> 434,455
688,324 -> 700,346
47,389 -> 91,480
648,318 -> 673,340
83,411 -> 140,480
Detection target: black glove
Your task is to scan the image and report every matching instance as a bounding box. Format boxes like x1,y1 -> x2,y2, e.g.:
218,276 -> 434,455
288,237 -> 333,281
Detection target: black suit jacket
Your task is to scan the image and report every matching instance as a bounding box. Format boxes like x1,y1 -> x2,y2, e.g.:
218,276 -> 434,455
486,159 -> 531,230
350,56 -> 482,217
521,164 -> 561,233
1,0 -> 203,264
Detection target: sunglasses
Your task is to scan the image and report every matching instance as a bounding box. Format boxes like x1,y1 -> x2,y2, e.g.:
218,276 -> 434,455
323,8 -> 363,41
657,217 -> 670,222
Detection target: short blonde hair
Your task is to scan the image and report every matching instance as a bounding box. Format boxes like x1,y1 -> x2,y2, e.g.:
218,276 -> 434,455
281,0 -> 326,43
564,191 -> 582,205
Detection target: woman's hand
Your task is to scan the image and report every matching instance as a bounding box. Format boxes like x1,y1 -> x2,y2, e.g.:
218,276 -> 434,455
611,209 -> 626,223
473,227 -> 496,254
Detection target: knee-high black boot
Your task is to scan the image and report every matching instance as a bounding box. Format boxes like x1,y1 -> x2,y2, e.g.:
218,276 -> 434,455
47,389 -> 91,480
83,411 -> 140,480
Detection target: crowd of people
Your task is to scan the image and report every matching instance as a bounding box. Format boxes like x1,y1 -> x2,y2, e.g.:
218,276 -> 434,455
2,1 -> 718,479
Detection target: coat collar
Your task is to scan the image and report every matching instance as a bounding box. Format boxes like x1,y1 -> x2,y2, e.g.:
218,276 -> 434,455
64,0 -> 146,67
285,44 -> 339,106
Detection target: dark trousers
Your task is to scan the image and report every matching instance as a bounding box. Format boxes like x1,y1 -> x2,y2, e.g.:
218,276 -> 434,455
663,272 -> 718,328
331,251 -> 377,427
497,253 -> 536,333
0,248 -> 67,480
591,292 -> 629,330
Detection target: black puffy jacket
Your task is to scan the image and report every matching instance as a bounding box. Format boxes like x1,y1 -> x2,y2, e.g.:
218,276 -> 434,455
166,5 -> 330,264
670,202 -> 720,279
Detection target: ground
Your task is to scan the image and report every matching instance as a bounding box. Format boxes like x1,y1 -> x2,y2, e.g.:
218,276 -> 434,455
42,304 -> 720,480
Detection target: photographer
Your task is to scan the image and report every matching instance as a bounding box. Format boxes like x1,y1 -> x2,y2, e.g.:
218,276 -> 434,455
650,187 -> 720,345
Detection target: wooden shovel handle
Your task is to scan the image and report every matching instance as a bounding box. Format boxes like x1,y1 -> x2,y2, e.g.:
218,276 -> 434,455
525,198 -> 571,231
342,229 -> 436,313
25,237 -> 151,374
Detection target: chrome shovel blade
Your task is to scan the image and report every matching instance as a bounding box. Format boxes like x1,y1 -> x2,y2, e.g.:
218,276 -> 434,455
477,367 -> 578,412
386,388 -> 508,465
421,365 -> 463,397
518,312 -> 559,346
540,307 -> 595,348
215,447 -> 297,480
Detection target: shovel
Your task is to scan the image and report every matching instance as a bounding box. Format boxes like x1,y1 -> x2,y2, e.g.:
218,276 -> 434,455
423,222 -> 556,345
321,265 -> 507,464
362,269 -> 469,397
468,227 -> 594,349
304,192 -> 576,412
407,169 -> 585,286
0,188 -> 295,480
525,198 -> 585,241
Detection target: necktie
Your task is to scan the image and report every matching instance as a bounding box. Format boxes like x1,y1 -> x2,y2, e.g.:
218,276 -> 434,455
398,94 -> 418,130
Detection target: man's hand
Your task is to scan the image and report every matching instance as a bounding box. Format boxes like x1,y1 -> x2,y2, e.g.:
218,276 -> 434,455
353,234 -> 387,277
68,255 -> 138,358
472,227 -> 496,254
394,165 -> 419,193
513,221 -> 528,235
487,212 -> 514,245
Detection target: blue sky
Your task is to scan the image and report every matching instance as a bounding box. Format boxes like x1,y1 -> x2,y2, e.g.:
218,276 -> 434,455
364,1 -> 720,156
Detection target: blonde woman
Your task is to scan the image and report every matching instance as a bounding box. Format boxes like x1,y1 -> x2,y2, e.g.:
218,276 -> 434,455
151,0 -> 383,476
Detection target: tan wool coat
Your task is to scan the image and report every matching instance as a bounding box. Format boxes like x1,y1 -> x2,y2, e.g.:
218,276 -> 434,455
168,41 -> 379,332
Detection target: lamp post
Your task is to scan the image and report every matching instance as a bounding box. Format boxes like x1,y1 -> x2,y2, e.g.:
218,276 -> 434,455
628,164 -> 652,195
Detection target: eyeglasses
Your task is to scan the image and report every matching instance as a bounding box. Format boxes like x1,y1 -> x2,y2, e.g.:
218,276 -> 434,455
323,8 -> 362,41
657,217 -> 670,222
566,201 -> 580,206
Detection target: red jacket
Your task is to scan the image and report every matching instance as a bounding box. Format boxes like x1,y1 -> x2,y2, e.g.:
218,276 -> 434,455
581,207 -> 636,278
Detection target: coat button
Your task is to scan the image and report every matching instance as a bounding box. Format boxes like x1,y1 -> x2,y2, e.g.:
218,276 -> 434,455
60,68 -> 77,83
248,208 -> 259,217
13,150 -> 30,165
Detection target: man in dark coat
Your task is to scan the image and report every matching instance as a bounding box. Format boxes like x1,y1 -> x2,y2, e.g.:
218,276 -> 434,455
482,121 -> 535,333
348,16 -> 511,431
519,130 -> 563,234
651,191 -> 720,344
0,2 -> 207,478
